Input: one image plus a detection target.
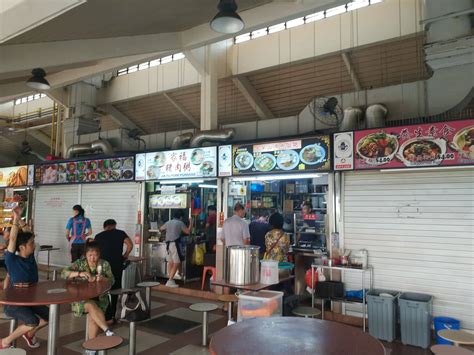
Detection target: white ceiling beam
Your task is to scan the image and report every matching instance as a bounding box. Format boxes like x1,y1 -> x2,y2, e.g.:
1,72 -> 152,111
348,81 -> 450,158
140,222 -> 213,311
0,32 -> 180,79
162,93 -> 200,128
47,88 -> 69,107
341,52 -> 362,91
0,51 -> 166,103
100,104 -> 144,133
232,76 -> 275,120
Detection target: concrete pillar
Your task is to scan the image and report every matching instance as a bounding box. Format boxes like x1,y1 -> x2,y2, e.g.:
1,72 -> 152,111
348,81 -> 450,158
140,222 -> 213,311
200,44 -> 219,131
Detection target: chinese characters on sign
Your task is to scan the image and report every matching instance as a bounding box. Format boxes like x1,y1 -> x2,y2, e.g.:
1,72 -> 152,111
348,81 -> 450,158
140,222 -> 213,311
138,147 -> 217,180
341,119 -> 474,170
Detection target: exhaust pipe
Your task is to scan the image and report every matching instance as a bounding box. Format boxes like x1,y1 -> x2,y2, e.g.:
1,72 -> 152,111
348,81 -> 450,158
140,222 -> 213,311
171,132 -> 194,150
66,139 -> 114,158
189,128 -> 235,148
340,107 -> 363,131
365,104 -> 388,129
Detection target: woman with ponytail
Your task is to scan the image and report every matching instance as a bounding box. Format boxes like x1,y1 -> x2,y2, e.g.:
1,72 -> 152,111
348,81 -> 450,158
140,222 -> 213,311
65,205 -> 92,262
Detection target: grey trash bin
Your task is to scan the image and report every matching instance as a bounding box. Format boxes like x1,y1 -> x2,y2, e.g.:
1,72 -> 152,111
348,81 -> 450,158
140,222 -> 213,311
367,289 -> 399,342
399,292 -> 433,349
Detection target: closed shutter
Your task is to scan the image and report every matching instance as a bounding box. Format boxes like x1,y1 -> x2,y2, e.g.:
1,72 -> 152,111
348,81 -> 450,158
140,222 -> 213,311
81,182 -> 139,243
342,169 -> 474,329
33,185 -> 80,266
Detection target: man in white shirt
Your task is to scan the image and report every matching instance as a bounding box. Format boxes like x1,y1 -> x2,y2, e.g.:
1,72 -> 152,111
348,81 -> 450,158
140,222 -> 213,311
220,203 -> 250,246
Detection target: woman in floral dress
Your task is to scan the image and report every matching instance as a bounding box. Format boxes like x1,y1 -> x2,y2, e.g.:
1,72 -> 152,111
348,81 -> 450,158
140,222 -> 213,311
61,241 -> 115,340
264,213 -> 290,262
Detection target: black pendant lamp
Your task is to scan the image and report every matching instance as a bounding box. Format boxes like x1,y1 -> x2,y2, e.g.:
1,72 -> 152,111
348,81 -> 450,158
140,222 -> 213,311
26,68 -> 51,90
210,0 -> 245,34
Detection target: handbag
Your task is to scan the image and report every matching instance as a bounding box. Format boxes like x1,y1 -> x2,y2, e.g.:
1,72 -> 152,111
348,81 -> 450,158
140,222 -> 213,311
115,289 -> 149,322
263,232 -> 285,260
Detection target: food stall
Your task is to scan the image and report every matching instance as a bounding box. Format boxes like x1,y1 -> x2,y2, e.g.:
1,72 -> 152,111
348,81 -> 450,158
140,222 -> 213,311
334,118 -> 474,328
32,155 -> 140,267
0,165 -> 35,240
218,135 -> 334,294
135,146 -> 219,283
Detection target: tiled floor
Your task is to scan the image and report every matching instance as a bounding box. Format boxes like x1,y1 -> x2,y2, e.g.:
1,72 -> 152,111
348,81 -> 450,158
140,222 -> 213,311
1,269 -> 473,354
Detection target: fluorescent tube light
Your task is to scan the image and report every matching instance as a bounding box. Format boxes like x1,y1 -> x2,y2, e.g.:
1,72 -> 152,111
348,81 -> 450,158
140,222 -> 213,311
160,179 -> 204,184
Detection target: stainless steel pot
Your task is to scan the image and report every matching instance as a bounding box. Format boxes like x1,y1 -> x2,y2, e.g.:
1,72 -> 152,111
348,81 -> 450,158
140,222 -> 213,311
225,245 -> 260,285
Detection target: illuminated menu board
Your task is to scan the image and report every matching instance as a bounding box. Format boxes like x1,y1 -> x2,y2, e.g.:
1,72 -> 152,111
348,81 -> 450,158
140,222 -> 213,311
231,136 -> 331,176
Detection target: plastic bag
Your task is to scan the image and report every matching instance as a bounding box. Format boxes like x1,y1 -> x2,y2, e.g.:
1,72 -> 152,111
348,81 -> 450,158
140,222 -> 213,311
192,243 -> 205,265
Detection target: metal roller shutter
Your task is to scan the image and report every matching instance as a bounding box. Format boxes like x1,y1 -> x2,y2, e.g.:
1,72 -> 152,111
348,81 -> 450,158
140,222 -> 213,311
81,182 -> 139,243
341,169 -> 474,329
33,185 -> 80,267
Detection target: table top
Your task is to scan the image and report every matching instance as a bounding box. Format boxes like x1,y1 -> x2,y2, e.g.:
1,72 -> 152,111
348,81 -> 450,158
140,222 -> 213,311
292,306 -> 321,317
209,317 -> 385,355
39,246 -> 60,251
189,303 -> 219,312
438,330 -> 474,345
212,276 -> 294,291
0,279 -> 111,306
431,345 -> 473,355
82,335 -> 123,350
137,281 -> 160,288
218,294 -> 238,303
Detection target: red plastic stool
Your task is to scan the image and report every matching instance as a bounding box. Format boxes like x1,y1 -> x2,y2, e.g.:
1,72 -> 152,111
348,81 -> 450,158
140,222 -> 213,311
201,266 -> 216,290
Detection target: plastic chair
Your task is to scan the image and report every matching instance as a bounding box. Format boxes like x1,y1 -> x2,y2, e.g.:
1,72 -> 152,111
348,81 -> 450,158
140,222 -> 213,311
201,266 -> 216,290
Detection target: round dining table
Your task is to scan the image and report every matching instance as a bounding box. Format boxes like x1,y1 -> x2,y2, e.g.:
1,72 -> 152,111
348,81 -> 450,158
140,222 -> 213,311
0,279 -> 111,355
209,317 -> 386,355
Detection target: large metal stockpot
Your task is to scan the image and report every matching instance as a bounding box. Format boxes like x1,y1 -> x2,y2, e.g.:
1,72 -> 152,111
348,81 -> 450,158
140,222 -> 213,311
225,245 -> 260,285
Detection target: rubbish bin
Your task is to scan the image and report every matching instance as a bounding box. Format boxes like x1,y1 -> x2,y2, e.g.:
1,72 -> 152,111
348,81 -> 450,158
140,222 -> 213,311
434,317 -> 460,345
399,292 -> 433,349
367,289 -> 399,342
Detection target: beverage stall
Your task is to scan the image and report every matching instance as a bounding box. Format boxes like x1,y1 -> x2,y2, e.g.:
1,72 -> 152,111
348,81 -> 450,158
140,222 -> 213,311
218,135 -> 334,294
135,146 -> 219,283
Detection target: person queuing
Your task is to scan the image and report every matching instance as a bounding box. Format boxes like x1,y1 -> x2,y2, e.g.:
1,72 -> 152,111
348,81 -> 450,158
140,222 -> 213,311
220,203 -> 250,246
61,241 -> 115,340
249,212 -> 271,258
160,210 -> 192,288
94,219 -> 133,323
0,207 -> 48,350
66,205 -> 92,262
264,213 -> 291,262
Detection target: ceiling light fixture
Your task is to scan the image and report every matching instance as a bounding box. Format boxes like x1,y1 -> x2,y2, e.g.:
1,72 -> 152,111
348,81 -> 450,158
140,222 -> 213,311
26,68 -> 50,90
210,0 -> 245,34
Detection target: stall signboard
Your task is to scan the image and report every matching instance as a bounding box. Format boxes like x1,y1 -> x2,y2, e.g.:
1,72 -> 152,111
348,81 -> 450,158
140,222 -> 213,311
334,132 -> 354,170
0,166 -> 29,187
232,135 -> 331,176
350,119 -> 474,170
136,147 -> 217,181
218,145 -> 232,177
149,194 -> 188,209
35,156 -> 135,185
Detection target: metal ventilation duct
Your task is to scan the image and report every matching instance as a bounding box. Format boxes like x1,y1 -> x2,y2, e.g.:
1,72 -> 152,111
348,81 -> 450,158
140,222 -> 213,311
190,129 -> 235,148
66,139 -> 114,158
340,107 -> 363,131
365,104 -> 388,129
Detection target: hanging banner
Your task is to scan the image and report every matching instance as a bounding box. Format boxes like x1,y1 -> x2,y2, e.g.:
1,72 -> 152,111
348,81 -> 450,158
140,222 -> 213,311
349,119 -> 474,170
0,166 -> 28,187
35,156 -> 135,185
136,147 -> 217,180
232,135 -> 331,176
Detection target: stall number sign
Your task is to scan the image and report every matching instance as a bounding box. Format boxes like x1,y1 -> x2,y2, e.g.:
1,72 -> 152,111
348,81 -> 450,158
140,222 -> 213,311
232,136 -> 331,176
136,147 -> 217,180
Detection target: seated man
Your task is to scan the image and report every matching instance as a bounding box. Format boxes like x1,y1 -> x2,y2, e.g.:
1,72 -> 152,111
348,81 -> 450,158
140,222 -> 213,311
0,207 -> 48,350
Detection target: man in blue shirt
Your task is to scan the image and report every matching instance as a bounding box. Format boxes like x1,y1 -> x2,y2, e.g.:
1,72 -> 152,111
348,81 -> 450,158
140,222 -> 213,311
66,205 -> 93,262
1,207 -> 48,350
